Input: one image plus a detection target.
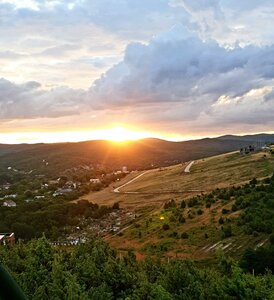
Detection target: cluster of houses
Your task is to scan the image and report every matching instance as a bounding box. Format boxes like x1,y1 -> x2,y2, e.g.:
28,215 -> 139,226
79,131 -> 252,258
240,143 -> 273,155
0,164 -> 131,208
61,209 -> 136,245
0,233 -> 15,245
240,145 -> 256,155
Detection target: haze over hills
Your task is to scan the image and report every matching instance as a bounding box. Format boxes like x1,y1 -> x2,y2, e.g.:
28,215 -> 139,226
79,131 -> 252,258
0,133 -> 273,174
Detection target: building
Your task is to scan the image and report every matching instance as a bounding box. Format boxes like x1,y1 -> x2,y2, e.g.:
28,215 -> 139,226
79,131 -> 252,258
2,200 -> 17,207
240,145 -> 256,155
0,233 -> 15,245
90,178 -> 100,184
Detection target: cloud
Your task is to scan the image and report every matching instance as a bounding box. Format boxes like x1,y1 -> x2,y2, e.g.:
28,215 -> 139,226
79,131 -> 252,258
1,0 -> 274,137
87,26 -> 274,129
89,31 -> 273,104
0,78 -> 86,119
170,0 -> 274,46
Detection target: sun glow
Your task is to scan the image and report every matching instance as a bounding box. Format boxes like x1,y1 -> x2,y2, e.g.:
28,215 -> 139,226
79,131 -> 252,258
0,127 -> 154,144
98,127 -> 151,142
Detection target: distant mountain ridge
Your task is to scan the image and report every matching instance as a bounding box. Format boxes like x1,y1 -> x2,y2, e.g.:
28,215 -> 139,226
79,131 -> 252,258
218,133 -> 274,143
0,133 -> 273,174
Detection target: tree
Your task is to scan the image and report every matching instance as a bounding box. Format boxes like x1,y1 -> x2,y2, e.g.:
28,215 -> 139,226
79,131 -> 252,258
180,200 -> 186,209
112,202 -> 120,210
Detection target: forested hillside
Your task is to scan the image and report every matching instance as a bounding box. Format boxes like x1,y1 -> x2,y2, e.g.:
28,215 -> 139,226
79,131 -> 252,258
1,236 -> 274,299
1,133 -> 273,175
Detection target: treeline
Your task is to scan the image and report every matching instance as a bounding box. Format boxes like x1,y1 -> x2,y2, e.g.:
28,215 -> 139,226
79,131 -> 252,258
0,200 -> 112,240
0,237 -> 273,299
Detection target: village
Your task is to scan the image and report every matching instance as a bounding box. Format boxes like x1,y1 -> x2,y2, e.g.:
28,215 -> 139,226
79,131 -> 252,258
0,161 -> 134,244
0,162 -> 130,207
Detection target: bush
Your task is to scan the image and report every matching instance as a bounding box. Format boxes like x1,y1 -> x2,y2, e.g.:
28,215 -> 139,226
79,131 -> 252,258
180,200 -> 186,209
178,215 -> 186,223
197,209 -> 203,215
231,204 -> 238,212
162,224 -> 170,231
205,202 -> 211,208
112,202 -> 120,210
188,198 -> 198,207
270,233 -> 274,245
222,225 -> 232,238
222,208 -> 230,214
188,213 -> 194,219
181,232 -> 189,239
164,200 -> 176,209
250,178 -> 258,185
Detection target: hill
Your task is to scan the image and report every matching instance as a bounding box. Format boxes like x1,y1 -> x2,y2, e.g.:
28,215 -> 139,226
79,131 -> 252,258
1,133 -> 274,176
99,147 -> 274,261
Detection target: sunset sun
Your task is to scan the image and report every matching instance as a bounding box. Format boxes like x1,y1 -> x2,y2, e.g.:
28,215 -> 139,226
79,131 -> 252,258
99,127 -> 151,142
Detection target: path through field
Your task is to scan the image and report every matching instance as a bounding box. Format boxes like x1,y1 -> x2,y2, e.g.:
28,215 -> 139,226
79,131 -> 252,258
113,170 -> 151,193
184,161 -> 194,173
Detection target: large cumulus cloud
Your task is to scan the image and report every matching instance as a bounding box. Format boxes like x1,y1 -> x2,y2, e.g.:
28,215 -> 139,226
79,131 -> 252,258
89,33 -> 274,103
0,78 -> 85,119
1,0 -> 274,136
87,29 -> 274,129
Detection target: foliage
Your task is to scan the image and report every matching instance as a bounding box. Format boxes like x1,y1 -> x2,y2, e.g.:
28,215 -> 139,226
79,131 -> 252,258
1,237 -> 274,299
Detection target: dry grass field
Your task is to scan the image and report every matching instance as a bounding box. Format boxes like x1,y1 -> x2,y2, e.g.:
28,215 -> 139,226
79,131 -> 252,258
82,149 -> 274,260
121,150 -> 274,193
79,150 -> 274,210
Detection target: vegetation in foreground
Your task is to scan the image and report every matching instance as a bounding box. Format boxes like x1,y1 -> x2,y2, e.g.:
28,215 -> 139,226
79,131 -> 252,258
110,173 -> 274,259
1,236 -> 274,300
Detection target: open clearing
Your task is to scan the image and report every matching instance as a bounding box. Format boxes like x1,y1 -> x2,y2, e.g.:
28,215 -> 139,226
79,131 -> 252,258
79,150 -> 274,209
77,149 -> 274,260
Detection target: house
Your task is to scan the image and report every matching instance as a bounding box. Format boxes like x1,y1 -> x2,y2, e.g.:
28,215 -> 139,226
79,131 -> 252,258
53,188 -> 73,197
0,233 -> 15,245
240,145 -> 256,155
90,178 -> 100,184
1,183 -> 11,190
2,200 -> 17,207
34,196 -> 45,199
4,194 -> 17,199
114,171 -> 122,175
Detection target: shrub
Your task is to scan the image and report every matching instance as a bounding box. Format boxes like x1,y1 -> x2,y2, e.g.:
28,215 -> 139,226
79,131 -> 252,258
188,198 -> 198,207
222,225 -> 232,238
206,202 -> 211,208
197,209 -> 203,215
270,233 -> 274,245
112,202 -> 120,210
188,213 -> 194,219
164,200 -> 176,209
178,215 -> 186,223
162,224 -> 170,231
181,232 -> 189,239
180,200 -> 186,209
250,178 -> 258,185
222,208 -> 230,214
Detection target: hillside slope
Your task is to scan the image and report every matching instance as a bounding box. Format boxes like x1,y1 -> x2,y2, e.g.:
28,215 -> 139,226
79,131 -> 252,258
1,133 -> 274,175
104,148 -> 274,261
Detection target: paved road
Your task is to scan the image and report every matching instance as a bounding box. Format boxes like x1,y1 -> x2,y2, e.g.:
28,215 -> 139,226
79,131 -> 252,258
113,170 -> 150,193
113,161 -> 197,194
184,161 -> 194,173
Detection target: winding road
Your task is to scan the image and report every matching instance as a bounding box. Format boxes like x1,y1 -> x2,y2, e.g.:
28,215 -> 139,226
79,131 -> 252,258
113,170 -> 150,193
184,161 -> 194,173
113,160 -> 195,194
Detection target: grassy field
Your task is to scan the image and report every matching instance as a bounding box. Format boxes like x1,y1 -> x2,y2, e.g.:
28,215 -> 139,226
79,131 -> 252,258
79,149 -> 274,209
121,150 -> 274,193
97,149 -> 274,260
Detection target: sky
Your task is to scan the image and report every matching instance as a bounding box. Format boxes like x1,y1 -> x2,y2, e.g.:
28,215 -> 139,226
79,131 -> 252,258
1,0 -> 274,143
